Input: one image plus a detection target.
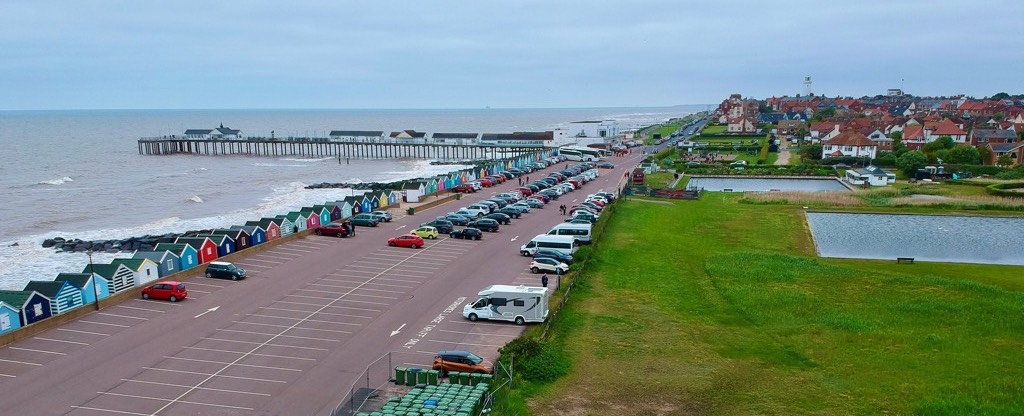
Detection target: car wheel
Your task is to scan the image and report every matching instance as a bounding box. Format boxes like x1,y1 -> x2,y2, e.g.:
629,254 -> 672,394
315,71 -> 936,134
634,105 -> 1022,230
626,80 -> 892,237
205,272 -> 212,278
515,316 -> 525,325
169,296 -> 178,302
412,243 -> 420,249
337,233 -> 344,238
142,293 -> 149,299
450,234 -> 456,238
231,275 -> 239,281
429,235 -> 436,239
468,313 -> 478,322
531,267 -> 540,273
372,222 -> 378,227
521,251 -> 530,256
316,230 -> 322,236
475,236 -> 481,240
389,241 -> 396,246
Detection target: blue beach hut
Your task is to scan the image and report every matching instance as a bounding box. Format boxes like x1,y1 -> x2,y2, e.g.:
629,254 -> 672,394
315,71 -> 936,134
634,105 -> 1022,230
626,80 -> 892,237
197,234 -> 235,257
23,280 -> 83,315
358,194 -> 372,213
0,298 -> 23,334
235,225 -> 266,245
133,250 -> 181,277
213,228 -> 250,251
154,243 -> 200,271
54,273 -> 111,305
0,290 -> 51,327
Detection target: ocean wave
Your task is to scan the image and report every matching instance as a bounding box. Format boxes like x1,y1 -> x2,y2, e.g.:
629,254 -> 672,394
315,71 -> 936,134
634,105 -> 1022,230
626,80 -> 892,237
281,157 -> 333,163
37,176 -> 74,185
187,195 -> 204,203
253,162 -> 314,168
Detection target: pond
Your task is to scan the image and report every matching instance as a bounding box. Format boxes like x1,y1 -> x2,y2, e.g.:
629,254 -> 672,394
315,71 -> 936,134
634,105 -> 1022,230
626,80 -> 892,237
690,177 -> 850,192
806,212 -> 1024,265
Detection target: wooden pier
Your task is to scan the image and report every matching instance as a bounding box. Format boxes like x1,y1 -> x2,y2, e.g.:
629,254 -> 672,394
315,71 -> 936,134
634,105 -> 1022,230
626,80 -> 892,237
138,137 -> 553,161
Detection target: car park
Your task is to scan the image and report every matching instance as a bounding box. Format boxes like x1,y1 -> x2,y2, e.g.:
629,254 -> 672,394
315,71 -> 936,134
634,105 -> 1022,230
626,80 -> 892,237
388,234 -> 425,248
371,210 -> 393,222
205,261 -> 247,280
449,227 -> 483,240
315,222 -> 350,237
478,178 -> 493,187
533,249 -> 574,265
421,219 -> 454,234
539,190 -> 559,200
467,218 -> 500,232
432,350 -> 492,376
141,281 -> 187,302
530,257 -> 568,274
468,203 -> 494,214
567,213 -> 598,223
484,212 -> 512,225
511,202 -> 531,213
351,213 -> 380,227
517,187 -> 533,197
482,199 -> 505,209
413,226 -> 439,239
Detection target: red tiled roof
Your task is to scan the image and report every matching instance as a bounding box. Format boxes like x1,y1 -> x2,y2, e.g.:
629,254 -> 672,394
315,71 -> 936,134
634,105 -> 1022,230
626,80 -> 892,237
925,119 -> 967,136
825,131 -> 876,147
903,125 -> 925,140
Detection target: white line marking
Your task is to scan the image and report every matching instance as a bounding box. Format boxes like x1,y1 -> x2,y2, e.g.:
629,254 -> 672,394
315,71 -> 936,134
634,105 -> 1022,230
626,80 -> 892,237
194,306 -> 220,319
511,235 -> 519,242
239,257 -> 282,264
0,373 -> 16,378
246,314 -> 363,326
57,328 -> 109,336
182,346 -> 317,361
258,306 -> 373,319
120,378 -> 273,396
162,356 -> 303,372
69,406 -> 148,415
251,253 -> 293,261
231,320 -> 354,334
142,366 -> 290,383
188,289 -> 212,294
33,337 -> 88,346
116,305 -> 165,313
78,320 -> 130,328
7,347 -> 66,355
215,328 -> 341,342
95,392 -> 255,411
199,337 -> 328,351
437,329 -> 521,337
0,358 -> 42,366
391,323 -> 406,337
395,225 -> 407,231
179,281 -> 225,289
98,312 -> 149,320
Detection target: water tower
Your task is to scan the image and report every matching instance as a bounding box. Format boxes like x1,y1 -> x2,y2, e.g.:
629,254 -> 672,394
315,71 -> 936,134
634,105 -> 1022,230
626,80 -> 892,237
803,75 -> 813,96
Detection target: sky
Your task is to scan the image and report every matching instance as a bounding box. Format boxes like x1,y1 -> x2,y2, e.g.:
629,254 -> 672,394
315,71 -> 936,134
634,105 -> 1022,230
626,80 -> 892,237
1,0 -> 1021,110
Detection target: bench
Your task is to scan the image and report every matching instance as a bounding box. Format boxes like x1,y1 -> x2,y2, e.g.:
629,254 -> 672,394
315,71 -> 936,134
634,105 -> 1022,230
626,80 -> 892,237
896,257 -> 915,264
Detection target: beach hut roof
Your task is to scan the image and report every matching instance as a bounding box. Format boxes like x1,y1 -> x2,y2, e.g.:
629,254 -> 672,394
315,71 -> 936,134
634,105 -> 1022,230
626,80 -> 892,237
83,263 -> 121,277
110,258 -> 150,271
54,273 -> 94,289
23,280 -> 68,298
134,250 -> 173,264
155,243 -> 193,256
0,290 -> 32,307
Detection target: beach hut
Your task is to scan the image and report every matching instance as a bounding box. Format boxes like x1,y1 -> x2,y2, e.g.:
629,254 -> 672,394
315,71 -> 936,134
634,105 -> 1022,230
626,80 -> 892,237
252,218 -> 281,241
385,190 -> 400,206
0,299 -> 22,334
212,228 -> 250,251
368,194 -> 380,210
309,205 -> 333,224
133,250 -> 181,277
196,234 -> 235,257
54,273 -> 111,305
154,243 -> 200,271
285,212 -> 308,233
23,280 -> 82,315
234,225 -> 266,245
110,258 -> 161,286
0,290 -> 51,327
357,193 -> 373,212
83,263 -> 134,293
316,204 -> 343,222
374,191 -> 389,209
274,215 -> 296,237
174,237 -> 219,264
299,208 -> 321,229
343,196 -> 363,214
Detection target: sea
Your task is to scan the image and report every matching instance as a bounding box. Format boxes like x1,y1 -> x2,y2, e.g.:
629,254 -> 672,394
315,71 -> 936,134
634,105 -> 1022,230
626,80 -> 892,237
0,106 -> 702,290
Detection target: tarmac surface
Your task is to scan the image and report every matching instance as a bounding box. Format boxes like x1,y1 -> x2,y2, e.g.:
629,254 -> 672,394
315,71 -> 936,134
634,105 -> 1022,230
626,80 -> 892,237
0,151 -> 643,415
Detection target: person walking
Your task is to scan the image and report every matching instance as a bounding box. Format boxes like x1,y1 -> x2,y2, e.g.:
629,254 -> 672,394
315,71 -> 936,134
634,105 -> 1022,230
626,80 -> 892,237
541,274 -> 549,288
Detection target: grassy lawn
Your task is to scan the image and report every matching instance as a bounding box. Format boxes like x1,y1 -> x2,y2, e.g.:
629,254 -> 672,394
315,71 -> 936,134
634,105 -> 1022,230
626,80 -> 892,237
514,195 -> 1024,415
643,172 -> 676,188
702,124 -> 727,135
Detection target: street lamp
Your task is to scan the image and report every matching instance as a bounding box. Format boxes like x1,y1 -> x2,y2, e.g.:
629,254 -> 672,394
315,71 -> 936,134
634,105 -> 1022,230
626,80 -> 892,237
87,250 -> 100,311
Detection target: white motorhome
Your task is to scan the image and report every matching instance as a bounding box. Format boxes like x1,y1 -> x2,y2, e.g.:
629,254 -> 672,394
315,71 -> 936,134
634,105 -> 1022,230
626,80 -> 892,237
547,223 -> 592,244
520,234 -> 578,256
463,285 -> 549,325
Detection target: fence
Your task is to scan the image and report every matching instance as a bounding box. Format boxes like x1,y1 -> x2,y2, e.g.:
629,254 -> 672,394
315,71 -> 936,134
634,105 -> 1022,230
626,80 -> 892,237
330,351 -> 429,416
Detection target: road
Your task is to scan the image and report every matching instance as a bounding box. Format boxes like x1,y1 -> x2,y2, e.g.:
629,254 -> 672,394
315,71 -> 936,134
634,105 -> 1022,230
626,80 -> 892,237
0,151 -> 645,415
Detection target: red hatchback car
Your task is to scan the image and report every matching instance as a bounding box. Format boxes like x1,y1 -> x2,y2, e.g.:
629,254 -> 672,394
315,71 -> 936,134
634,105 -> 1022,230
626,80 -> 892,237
517,187 -> 533,197
478,178 -> 493,187
315,222 -> 351,237
452,184 -> 476,193
388,234 -> 425,248
141,281 -> 187,302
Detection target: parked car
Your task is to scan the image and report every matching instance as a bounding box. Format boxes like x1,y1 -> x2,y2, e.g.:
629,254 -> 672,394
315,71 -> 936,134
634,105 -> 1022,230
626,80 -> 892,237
458,206 -> 488,218
141,281 -> 187,302
510,202 -> 532,213
597,162 -> 615,169
517,187 -> 533,197
413,226 -> 440,239
533,249 -> 574,265
450,227 -> 483,240
315,222 -> 350,238
433,350 -> 492,376
421,219 -> 454,234
440,213 -> 471,226
567,213 -> 597,223
451,184 -> 476,193
351,213 -> 380,227
205,261 -> 246,280
467,218 -> 500,232
371,210 -> 393,222
484,213 -> 512,225
530,257 -> 568,274
497,207 -> 522,219
388,234 -> 425,248
478,178 -> 494,187
525,198 -> 545,208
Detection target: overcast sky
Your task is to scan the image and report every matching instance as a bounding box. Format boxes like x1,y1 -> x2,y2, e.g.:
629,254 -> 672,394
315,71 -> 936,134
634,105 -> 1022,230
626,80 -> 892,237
1,1 -> 1020,110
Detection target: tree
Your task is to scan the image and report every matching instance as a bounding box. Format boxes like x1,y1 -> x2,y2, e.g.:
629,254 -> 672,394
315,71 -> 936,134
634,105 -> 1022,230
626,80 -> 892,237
759,104 -> 774,113
997,154 -> 1013,167
890,130 -> 905,153
896,150 -> 928,176
936,145 -> 981,165
991,92 -> 1010,100
922,136 -> 956,155
993,112 -> 1005,121
801,143 -> 823,160
813,107 -> 836,121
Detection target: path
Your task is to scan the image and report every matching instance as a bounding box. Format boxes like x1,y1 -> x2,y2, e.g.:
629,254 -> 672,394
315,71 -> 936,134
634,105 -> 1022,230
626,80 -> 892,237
775,138 -> 792,165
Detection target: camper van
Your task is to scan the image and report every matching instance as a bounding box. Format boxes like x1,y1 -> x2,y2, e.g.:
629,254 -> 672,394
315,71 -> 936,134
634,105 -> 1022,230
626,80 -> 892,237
463,285 -> 549,325
520,234 -> 578,256
546,223 -> 592,244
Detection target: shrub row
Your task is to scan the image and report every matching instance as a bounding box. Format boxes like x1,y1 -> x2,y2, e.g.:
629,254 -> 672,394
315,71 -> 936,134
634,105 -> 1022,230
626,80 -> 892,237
985,181 -> 1024,197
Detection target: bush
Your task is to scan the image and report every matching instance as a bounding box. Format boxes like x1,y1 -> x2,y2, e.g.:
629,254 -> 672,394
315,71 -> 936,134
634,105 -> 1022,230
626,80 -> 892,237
499,337 -> 570,383
985,181 -> 1024,197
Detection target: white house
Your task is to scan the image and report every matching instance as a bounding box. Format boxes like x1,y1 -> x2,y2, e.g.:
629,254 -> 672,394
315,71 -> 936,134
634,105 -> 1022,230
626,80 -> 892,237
845,166 -> 896,187
184,124 -> 241,139
822,131 -> 878,160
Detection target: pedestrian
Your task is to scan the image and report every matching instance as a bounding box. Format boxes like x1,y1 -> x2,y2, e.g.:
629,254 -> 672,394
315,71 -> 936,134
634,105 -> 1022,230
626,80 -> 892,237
541,274 -> 549,288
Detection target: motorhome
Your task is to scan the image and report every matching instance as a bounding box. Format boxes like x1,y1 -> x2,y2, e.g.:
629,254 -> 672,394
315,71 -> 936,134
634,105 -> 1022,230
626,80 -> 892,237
546,223 -> 592,244
520,234 -> 578,256
463,285 -> 549,325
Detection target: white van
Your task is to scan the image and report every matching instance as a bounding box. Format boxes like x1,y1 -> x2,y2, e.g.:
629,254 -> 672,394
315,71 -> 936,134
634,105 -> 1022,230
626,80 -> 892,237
520,234 -> 578,256
463,285 -> 549,325
547,223 -> 592,244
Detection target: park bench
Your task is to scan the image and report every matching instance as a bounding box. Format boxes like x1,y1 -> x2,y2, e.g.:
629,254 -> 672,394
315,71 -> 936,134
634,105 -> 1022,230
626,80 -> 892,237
896,257 -> 915,264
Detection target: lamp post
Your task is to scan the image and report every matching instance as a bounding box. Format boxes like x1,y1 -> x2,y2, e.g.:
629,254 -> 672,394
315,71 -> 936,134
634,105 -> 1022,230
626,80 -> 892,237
87,250 -> 99,311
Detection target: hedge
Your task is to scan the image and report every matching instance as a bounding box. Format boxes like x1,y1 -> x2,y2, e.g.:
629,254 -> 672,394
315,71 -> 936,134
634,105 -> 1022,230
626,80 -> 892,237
985,181 -> 1024,197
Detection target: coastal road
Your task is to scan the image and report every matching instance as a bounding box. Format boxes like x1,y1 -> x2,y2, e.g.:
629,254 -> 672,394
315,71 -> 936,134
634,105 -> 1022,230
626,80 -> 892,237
0,151 -> 644,415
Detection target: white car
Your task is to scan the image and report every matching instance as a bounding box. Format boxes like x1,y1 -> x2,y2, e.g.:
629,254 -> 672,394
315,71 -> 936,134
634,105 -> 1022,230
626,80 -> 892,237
456,207 -> 487,218
510,202 -> 531,213
530,258 -> 568,274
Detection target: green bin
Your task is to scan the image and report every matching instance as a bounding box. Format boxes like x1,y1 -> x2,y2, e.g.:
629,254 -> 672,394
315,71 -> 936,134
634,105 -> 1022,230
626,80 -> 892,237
469,373 -> 482,386
406,369 -> 420,386
427,369 -> 439,385
395,367 -> 407,385
460,372 -> 472,385
448,371 -> 461,384
417,369 -> 429,385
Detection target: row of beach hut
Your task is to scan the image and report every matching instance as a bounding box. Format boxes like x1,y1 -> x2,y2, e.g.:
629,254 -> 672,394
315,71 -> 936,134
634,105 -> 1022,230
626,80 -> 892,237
0,153 -> 552,336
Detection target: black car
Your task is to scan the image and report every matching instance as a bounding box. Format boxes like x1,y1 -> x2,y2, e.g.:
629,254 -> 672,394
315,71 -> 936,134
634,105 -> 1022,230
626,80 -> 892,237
497,207 -> 522,219
205,261 -> 247,280
421,219 -> 454,234
534,249 -> 574,265
450,227 -> 483,240
532,181 -> 551,190
440,214 -> 470,226
485,198 -> 508,209
524,184 -> 540,193
484,213 -> 511,225
467,218 -> 500,232
539,190 -> 559,200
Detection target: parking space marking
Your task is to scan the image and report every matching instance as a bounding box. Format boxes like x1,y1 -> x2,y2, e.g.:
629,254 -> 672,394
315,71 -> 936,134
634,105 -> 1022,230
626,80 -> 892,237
231,320 -> 354,334
233,262 -> 272,269
0,357 -> 42,366
353,276 -> 422,285
250,253 -> 294,261
413,253 -> 460,259
343,264 -> 389,270
34,337 -> 88,346
120,378 -> 273,396
180,281 -> 225,289
314,280 -> 413,290
98,312 -> 148,321
293,288 -> 400,299
79,320 -> 130,328
115,304 -> 166,313
365,251 -> 412,258
285,294 -> 389,305
280,243 -> 321,250
7,346 -> 66,355
199,338 -> 328,352
0,373 -> 16,378
95,392 -> 255,411
421,339 -> 508,348
245,314 -> 363,327
304,284 -> 406,295
216,328 -> 341,343
162,356 -> 304,372
239,257 -> 283,265
259,306 -> 372,320
388,266 -> 440,273
69,406 -> 149,415
183,346 -> 317,361
58,328 -> 109,336
142,366 -> 289,383
188,289 -> 212,294
436,329 -> 520,337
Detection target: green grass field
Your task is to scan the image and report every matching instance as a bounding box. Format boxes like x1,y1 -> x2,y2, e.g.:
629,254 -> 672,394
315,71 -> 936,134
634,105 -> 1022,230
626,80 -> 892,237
510,195 -> 1024,415
702,124 -> 727,135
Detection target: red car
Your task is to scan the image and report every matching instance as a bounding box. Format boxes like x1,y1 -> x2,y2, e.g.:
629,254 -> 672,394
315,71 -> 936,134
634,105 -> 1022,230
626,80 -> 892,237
452,184 -> 476,193
141,281 -> 188,302
388,234 -> 425,248
478,178 -> 493,187
315,222 -> 351,237
517,187 -> 533,197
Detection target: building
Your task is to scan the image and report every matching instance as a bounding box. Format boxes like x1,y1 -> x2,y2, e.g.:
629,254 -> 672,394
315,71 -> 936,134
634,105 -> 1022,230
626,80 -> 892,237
845,166 -> 896,187
822,131 -> 878,160
328,130 -> 385,142
183,124 -> 241,139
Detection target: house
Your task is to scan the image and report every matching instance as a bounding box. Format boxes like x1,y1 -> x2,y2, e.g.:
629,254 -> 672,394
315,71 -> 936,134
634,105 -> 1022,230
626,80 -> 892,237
775,120 -> 807,136
924,119 -> 968,143
23,280 -> 83,315
328,130 -> 385,142
0,290 -> 51,326
211,228 -> 250,251
133,249 -> 181,277
988,142 -> 1024,167
902,125 -> 926,150
809,122 -> 840,141
54,273 -> 111,305
154,243 -> 200,271
314,204 -> 343,222
727,116 -> 757,133
970,128 -> 1016,146
431,132 -> 479,144
195,234 -> 235,257
822,131 -> 878,160
0,299 -> 22,334
284,212 -> 308,233
401,182 -> 424,203
845,166 -> 896,187
390,130 -> 427,140
85,262 -> 136,293
174,237 -> 219,264
184,124 -> 241,139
